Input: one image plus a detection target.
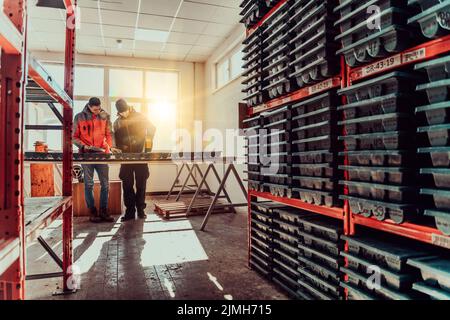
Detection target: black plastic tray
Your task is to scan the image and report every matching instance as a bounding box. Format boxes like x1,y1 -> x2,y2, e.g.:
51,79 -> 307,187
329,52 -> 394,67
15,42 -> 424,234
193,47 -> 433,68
292,122 -> 336,142
338,72 -> 420,104
341,194 -> 416,223
292,163 -> 337,178
340,281 -> 377,300
340,150 -> 413,166
293,150 -> 336,164
273,218 -> 299,237
407,255 -> 450,293
341,266 -> 418,300
291,92 -> 337,117
336,24 -> 411,67
291,106 -> 333,128
274,247 -> 299,269
298,229 -> 343,258
298,242 -> 344,271
415,54 -> 450,82
412,281 -> 450,300
293,135 -> 335,152
298,255 -> 341,285
416,101 -> 450,126
297,266 -> 344,299
336,7 -> 409,48
341,234 -> 429,273
340,165 -> 415,185
339,131 -> 411,151
418,146 -> 450,167
297,214 -> 343,243
340,180 -> 416,203
334,0 -> 410,32
294,176 -> 336,192
340,113 -> 412,135
341,251 -> 416,291
273,225 -> 298,245
418,123 -> 450,147
408,1 -> 450,39
417,79 -> 450,104
424,209 -> 450,236
251,201 -> 287,214
293,187 -> 340,207
274,207 -> 311,224
338,93 -> 412,120
297,278 -> 335,300
420,188 -> 450,212
421,168 -> 450,189
263,183 -> 292,198
274,237 -> 299,258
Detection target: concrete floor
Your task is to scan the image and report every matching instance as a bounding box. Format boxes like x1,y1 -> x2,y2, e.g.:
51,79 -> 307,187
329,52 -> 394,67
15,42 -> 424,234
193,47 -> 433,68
25,197 -> 288,300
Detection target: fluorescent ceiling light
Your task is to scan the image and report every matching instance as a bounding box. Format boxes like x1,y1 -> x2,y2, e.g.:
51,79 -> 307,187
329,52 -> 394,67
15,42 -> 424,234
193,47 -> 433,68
135,29 -> 169,42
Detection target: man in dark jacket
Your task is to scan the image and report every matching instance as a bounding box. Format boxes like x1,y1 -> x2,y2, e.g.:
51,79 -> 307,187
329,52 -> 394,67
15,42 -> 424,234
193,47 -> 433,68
73,97 -> 119,223
113,99 -> 156,222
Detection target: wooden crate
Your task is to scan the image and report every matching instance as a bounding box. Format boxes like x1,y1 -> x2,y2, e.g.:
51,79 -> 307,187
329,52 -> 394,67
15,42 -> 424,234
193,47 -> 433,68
73,181 -> 122,216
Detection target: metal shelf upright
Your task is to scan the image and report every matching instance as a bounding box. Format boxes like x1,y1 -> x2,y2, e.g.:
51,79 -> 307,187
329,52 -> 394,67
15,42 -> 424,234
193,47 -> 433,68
0,0 -> 77,300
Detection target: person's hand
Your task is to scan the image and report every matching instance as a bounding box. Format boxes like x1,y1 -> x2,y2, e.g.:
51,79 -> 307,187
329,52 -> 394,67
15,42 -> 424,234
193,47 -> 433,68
110,148 -> 122,154
84,145 -> 105,153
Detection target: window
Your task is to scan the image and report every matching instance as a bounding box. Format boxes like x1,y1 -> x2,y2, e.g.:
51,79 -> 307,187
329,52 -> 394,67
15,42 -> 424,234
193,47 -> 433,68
75,66 -> 104,97
230,47 -> 244,80
146,71 -> 178,101
26,65 -> 180,152
109,69 -> 143,98
147,101 -> 176,150
215,44 -> 243,89
216,58 -> 230,88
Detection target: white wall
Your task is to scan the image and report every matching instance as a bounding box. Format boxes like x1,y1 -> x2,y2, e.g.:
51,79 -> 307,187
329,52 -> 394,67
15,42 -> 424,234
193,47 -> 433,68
202,25 -> 247,203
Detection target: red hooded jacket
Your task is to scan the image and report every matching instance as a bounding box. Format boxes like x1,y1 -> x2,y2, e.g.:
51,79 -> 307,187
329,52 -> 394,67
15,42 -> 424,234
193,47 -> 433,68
73,104 -> 113,153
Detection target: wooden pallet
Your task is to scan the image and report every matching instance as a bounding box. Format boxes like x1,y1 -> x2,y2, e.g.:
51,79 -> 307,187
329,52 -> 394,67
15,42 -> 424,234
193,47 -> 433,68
153,196 -> 232,220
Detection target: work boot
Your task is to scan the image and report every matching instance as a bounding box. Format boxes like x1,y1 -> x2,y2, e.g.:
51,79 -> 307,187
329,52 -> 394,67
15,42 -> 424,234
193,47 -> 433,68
121,210 -> 135,222
89,207 -> 102,223
137,210 -> 147,219
99,208 -> 115,222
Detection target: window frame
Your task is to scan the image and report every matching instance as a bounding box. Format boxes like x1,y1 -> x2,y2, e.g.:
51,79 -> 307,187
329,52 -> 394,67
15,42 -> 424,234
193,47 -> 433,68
214,43 -> 243,91
25,63 -> 181,151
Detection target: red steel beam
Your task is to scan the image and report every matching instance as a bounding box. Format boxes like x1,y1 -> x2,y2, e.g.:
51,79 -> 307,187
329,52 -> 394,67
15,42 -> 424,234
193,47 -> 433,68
249,191 -> 345,220
62,1 -> 76,293
0,11 -> 23,54
0,0 -> 27,301
248,76 -> 342,116
352,215 -> 450,250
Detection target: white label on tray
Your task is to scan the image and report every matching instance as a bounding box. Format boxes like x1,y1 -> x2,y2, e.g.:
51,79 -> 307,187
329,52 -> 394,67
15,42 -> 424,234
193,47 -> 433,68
361,54 -> 402,78
252,104 -> 267,114
403,48 -> 426,63
432,234 -> 450,249
308,78 -> 334,95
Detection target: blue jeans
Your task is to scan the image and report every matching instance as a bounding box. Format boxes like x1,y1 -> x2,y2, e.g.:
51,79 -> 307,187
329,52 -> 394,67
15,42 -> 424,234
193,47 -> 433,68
82,164 -> 109,209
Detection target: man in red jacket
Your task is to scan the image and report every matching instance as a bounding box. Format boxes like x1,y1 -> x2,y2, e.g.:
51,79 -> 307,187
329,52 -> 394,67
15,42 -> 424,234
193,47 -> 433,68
73,97 -> 119,223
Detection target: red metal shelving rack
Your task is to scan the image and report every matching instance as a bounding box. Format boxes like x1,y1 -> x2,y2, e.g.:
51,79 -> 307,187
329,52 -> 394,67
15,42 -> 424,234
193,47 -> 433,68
0,0 -> 76,300
244,0 -> 450,282
244,0 -> 349,273
344,35 -> 450,250
249,190 -> 345,220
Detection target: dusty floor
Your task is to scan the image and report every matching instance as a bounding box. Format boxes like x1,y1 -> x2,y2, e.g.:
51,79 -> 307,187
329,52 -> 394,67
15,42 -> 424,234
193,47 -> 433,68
25,197 -> 288,300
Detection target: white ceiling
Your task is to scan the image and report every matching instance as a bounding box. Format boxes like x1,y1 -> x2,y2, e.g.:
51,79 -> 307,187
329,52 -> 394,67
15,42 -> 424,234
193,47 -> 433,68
28,0 -> 242,62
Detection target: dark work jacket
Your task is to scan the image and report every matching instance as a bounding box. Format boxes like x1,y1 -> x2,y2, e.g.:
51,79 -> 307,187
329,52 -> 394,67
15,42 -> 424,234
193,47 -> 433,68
113,109 -> 156,153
